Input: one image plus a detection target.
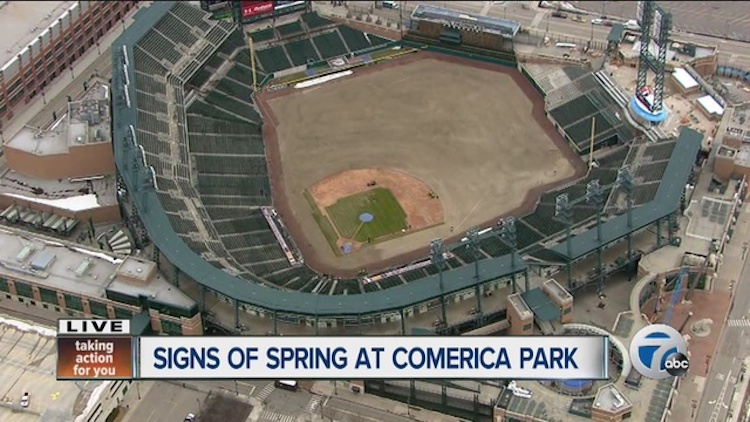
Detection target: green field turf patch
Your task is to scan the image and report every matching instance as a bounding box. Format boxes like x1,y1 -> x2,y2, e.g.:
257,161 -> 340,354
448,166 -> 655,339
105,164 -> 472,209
325,188 -> 407,242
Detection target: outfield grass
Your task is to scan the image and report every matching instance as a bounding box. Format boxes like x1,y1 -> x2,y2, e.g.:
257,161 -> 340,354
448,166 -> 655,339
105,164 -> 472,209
325,188 -> 407,242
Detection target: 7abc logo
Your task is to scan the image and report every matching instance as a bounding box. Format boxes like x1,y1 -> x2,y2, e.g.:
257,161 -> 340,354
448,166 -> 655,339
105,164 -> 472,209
629,324 -> 690,379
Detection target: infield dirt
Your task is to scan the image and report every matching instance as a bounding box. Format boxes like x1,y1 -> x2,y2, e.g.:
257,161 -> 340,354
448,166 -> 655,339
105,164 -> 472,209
258,52 -> 586,277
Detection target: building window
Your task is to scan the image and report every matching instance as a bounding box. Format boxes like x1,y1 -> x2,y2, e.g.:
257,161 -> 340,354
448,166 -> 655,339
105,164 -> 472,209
161,320 -> 182,336
14,281 -> 33,298
89,301 -> 109,317
523,323 -> 533,331
0,277 -> 8,292
64,294 -> 84,311
114,307 -> 133,319
39,287 -> 59,306
563,307 -> 572,314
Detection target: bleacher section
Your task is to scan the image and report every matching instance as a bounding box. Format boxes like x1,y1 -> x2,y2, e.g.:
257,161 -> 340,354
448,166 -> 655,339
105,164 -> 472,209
251,19 -> 394,75
546,72 -> 635,153
301,12 -> 335,30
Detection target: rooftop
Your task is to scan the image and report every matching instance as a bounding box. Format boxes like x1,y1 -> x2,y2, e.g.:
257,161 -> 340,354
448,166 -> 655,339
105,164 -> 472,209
411,4 -> 521,38
0,164 -> 118,208
507,293 -> 533,319
0,225 -> 194,309
543,279 -> 573,303
726,107 -> 750,141
6,81 -> 111,156
0,315 -> 99,422
697,95 -> 724,117
593,384 -> 632,413
0,1 -> 74,72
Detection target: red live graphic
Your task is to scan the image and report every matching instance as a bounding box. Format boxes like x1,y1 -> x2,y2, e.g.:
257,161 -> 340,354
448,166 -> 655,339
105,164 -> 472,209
57,336 -> 133,379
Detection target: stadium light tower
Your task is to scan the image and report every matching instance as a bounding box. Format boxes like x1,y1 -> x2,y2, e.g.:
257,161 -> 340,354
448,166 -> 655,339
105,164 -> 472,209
629,0 -> 672,125
498,217 -> 527,292
586,180 -> 605,294
466,227 -> 483,316
554,194 -> 574,289
617,167 -> 635,278
430,239 -> 448,327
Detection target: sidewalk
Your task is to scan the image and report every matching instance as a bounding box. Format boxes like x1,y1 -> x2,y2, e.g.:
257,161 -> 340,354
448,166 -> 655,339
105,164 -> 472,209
2,4 -> 143,142
311,381 -> 464,422
118,381 -> 155,422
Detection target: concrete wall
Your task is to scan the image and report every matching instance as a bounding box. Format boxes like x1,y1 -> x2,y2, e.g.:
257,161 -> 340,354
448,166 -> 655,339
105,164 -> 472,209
5,141 -> 115,179
78,380 -> 134,422
0,194 -> 121,223
714,155 -> 736,180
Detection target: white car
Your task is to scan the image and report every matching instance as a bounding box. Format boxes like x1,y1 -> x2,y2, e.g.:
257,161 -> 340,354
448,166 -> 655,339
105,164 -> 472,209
20,392 -> 30,408
591,18 -> 605,25
184,414 -> 195,422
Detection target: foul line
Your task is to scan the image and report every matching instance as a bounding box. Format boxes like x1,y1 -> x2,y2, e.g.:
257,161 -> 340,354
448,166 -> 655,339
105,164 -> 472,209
457,197 -> 485,229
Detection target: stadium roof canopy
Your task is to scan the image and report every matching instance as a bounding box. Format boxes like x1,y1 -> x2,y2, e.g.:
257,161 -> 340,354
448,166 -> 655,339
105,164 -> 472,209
410,4 -> 521,38
521,288 -> 560,322
548,128 -> 702,261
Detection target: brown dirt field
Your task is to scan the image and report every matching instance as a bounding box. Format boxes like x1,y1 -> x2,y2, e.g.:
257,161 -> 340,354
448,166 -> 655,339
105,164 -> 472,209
256,51 -> 587,278
309,168 -> 444,232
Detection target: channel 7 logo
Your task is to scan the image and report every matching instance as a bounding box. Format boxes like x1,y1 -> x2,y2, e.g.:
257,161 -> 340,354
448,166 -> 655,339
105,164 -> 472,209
629,324 -> 690,379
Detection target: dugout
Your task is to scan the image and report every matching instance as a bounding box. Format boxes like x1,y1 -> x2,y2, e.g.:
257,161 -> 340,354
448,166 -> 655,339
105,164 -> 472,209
408,5 -> 520,57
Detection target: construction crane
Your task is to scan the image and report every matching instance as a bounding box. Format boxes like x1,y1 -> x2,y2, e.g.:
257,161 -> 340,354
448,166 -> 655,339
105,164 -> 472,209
663,267 -> 689,326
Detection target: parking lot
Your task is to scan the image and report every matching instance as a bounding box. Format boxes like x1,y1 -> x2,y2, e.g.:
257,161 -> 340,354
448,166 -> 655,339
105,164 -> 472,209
0,316 -> 100,422
571,1 -> 750,42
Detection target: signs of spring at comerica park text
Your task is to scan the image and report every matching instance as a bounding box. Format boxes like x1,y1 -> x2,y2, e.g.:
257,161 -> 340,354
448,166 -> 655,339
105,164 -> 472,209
57,319 -> 134,380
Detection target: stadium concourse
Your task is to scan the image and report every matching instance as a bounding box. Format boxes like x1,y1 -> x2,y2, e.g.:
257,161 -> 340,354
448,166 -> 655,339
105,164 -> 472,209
108,1 -> 702,335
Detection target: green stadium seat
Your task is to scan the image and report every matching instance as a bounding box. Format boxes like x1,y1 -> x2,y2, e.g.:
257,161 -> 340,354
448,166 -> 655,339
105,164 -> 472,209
170,3 -> 211,32
249,28 -> 276,43
337,26 -> 370,52
301,12 -> 335,30
256,46 -> 292,73
154,13 -> 198,46
276,21 -> 304,38
312,31 -> 349,59
283,39 -> 321,66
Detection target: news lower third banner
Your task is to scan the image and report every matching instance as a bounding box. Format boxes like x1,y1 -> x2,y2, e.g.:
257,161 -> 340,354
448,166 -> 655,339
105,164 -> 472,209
57,319 -> 135,380
138,336 -> 609,380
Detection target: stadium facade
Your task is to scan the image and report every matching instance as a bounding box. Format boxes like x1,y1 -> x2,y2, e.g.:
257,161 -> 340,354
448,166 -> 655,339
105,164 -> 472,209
0,1 -> 139,127
110,2 -> 701,333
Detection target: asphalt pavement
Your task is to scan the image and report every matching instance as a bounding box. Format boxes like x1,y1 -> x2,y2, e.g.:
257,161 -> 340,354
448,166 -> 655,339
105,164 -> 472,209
695,210 -> 750,421
387,1 -> 750,69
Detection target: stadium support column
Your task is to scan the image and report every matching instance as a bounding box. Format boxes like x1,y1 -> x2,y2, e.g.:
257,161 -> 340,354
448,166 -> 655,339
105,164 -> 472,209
499,218 -> 524,292
234,300 -> 240,330
586,180 -> 605,294
430,239 -> 448,327
400,309 -> 406,335
200,285 -> 206,312
466,227 -> 483,314
273,310 -> 278,335
618,167 -> 635,279
555,194 -> 574,290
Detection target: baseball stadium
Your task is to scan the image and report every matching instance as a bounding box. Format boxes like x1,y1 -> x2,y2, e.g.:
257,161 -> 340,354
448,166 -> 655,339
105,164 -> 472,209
111,1 -> 701,333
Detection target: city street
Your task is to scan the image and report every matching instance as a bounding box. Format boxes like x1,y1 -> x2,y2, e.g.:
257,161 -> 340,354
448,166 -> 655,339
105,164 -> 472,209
695,208 -> 750,421
385,1 -> 750,68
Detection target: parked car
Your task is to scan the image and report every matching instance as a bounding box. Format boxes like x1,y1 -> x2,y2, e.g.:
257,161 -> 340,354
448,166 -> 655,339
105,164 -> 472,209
20,392 -> 30,408
184,414 -> 196,422
591,18 -> 605,25
551,11 -> 568,18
